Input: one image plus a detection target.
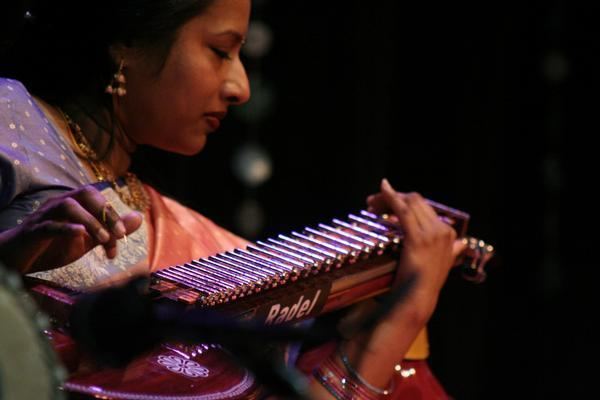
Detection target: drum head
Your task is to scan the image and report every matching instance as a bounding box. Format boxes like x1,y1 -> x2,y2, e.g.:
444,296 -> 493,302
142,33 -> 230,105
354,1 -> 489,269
0,265 -> 66,400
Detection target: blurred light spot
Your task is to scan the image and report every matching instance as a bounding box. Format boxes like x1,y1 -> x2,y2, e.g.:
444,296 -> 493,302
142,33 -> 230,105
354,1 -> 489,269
243,21 -> 273,58
232,143 -> 273,187
235,199 -> 265,238
542,51 -> 568,82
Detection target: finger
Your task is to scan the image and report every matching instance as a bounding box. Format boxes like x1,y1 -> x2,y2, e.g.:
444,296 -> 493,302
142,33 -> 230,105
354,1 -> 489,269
366,193 -> 392,213
405,192 -> 447,235
121,211 -> 144,235
26,222 -> 94,272
367,194 -> 399,223
369,192 -> 422,224
27,221 -> 95,262
102,202 -> 126,238
33,220 -> 87,239
404,193 -> 433,232
370,192 -> 440,231
103,239 -> 118,259
453,238 -> 468,258
47,197 -> 111,243
100,212 -> 143,260
72,186 -> 126,238
366,204 -> 400,225
380,179 -> 420,238
385,214 -> 400,224
410,193 -> 439,223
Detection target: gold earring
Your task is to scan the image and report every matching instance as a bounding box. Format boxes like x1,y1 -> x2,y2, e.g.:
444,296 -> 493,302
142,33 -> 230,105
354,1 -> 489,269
105,59 -> 127,96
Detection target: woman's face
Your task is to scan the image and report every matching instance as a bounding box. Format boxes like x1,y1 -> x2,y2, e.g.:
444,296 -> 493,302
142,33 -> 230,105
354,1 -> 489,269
118,0 -> 251,155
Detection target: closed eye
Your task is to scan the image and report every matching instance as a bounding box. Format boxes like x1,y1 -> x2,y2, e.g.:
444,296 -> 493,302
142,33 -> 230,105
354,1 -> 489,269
211,47 -> 232,60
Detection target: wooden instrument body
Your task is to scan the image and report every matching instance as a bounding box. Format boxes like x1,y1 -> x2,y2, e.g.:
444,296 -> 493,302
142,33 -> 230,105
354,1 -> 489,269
55,337 -> 260,400
31,255 -> 442,400
30,256 -> 399,399
27,207 -> 493,399
47,329 -> 448,400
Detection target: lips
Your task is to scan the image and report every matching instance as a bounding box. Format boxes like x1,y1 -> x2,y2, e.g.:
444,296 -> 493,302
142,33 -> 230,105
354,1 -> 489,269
205,111 -> 227,131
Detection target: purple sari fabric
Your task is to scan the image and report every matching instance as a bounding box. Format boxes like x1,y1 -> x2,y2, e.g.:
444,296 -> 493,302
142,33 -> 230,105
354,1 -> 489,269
0,78 -> 92,231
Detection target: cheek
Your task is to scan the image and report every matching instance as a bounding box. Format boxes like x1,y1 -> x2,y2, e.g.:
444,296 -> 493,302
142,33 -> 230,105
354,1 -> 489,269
117,82 -> 166,146
156,53 -> 221,121
175,61 -> 221,109
118,49 -> 221,152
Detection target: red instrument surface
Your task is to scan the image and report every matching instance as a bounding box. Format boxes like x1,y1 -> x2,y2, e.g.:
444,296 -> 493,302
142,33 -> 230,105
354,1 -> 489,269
62,343 -> 259,399
48,332 -> 448,400
31,207 -> 491,399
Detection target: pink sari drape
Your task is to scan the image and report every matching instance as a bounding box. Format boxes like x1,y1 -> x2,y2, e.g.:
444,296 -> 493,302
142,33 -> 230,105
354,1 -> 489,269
143,185 -> 248,270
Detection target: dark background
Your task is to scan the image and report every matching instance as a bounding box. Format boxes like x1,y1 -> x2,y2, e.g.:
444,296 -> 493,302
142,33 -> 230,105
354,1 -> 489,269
132,1 -> 597,398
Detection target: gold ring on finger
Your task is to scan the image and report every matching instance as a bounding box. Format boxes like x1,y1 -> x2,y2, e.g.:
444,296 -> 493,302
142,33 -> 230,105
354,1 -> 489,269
102,201 -> 115,224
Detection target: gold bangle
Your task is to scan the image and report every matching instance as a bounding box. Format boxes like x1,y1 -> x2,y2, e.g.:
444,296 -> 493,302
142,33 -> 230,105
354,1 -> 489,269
338,343 -> 394,396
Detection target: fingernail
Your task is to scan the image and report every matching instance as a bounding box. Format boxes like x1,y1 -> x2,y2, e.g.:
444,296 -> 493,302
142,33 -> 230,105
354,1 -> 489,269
367,195 -> 375,203
114,221 -> 126,237
105,246 -> 117,259
97,228 -> 110,243
381,178 -> 393,192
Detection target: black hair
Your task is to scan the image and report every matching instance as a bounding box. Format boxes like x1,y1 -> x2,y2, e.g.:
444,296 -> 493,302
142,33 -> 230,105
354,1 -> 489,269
0,0 -> 216,104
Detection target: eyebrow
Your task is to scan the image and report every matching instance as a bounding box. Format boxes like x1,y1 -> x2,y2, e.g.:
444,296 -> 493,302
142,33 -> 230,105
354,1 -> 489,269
215,30 -> 246,44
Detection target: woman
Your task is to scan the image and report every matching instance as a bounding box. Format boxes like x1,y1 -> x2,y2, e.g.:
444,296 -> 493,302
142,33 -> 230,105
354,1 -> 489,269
0,0 -> 464,398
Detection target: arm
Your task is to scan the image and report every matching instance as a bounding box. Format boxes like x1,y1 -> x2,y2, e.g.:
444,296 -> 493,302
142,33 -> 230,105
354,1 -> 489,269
308,178 -> 465,398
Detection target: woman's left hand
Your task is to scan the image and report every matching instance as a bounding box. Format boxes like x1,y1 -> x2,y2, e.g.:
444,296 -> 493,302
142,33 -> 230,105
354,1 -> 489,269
334,179 -> 467,390
366,180 -> 466,317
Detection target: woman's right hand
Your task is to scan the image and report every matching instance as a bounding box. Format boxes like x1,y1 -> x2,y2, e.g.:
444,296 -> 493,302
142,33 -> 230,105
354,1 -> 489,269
0,185 -> 143,274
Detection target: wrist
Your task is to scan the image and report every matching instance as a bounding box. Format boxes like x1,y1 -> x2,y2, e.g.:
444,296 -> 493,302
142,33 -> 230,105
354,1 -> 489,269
312,345 -> 395,400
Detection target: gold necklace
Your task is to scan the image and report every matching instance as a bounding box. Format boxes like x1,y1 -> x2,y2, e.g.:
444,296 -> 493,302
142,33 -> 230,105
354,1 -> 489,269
60,110 -> 150,212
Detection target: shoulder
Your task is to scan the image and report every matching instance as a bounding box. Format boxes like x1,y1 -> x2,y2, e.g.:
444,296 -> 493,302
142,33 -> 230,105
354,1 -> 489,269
0,78 -> 31,100
0,77 -> 81,210
0,79 -> 35,204
0,78 -> 42,130
0,77 -> 51,157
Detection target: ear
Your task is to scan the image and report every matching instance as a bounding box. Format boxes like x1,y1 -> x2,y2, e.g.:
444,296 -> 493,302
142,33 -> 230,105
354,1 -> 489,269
108,43 -> 132,67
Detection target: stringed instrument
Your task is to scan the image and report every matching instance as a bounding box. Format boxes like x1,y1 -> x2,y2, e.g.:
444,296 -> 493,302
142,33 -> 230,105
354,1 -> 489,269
28,203 -> 494,399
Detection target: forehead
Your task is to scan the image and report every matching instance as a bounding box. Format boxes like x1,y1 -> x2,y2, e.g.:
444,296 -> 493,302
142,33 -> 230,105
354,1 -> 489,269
186,0 -> 251,37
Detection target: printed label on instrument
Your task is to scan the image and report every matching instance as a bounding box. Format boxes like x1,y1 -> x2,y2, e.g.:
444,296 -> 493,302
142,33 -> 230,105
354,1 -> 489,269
256,284 -> 330,325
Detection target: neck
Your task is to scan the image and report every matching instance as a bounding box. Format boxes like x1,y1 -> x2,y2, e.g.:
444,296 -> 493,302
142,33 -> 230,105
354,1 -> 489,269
64,100 -> 136,178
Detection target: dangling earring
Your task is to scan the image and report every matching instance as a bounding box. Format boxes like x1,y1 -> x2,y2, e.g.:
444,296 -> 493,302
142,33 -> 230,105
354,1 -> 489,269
105,59 -> 127,96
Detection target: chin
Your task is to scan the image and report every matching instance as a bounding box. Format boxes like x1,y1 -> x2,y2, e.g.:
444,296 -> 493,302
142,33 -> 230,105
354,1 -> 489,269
171,136 -> 208,156
157,125 -> 209,155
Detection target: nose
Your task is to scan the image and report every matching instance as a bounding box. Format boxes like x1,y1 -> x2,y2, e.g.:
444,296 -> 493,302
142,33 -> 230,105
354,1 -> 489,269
222,58 -> 250,106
